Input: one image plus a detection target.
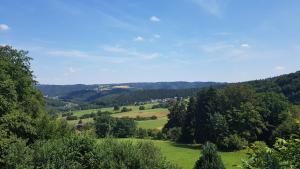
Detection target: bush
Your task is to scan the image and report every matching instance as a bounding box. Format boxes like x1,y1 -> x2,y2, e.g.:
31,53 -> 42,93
136,128 -> 148,138
66,115 -> 78,120
80,113 -> 96,119
220,134 -> 248,151
95,114 -> 136,138
139,106 -> 145,110
113,118 -> 136,138
150,115 -> 158,120
121,107 -> 132,112
61,112 -> 73,117
194,142 -> 225,169
167,127 -> 182,141
113,105 -> 120,111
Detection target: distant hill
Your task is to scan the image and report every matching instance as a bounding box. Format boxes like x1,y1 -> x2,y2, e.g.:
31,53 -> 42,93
36,84 -> 99,97
244,71 -> 300,104
38,71 -> 300,113
37,81 -> 224,97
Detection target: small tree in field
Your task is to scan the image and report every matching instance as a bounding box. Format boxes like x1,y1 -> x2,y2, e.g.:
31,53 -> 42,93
194,142 -> 225,169
113,105 -> 120,111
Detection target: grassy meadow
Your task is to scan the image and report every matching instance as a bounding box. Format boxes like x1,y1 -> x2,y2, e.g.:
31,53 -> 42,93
137,117 -> 168,129
110,138 -> 248,169
68,103 -> 169,127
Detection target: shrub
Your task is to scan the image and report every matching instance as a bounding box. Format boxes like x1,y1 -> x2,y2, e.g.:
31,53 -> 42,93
167,127 -> 182,141
220,134 -> 248,151
139,106 -> 145,110
113,105 -> 120,111
136,128 -> 148,138
121,107 -> 132,112
194,142 -> 225,169
150,115 -> 158,120
66,115 -> 78,120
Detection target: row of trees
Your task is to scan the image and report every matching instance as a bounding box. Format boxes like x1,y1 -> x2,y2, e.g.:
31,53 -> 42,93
164,86 -> 300,150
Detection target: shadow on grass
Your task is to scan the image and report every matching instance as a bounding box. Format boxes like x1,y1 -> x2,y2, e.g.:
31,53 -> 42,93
170,142 -> 202,150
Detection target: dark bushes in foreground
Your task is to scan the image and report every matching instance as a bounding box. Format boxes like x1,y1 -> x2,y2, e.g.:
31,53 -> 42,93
5,133 -> 180,169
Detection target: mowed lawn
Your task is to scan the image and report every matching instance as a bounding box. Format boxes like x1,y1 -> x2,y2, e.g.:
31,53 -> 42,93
112,138 -> 248,169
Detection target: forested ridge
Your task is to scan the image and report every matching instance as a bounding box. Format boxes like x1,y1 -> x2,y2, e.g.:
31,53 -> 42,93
244,71 -> 300,104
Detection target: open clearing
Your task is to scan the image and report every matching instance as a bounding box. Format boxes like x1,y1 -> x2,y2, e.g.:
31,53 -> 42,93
68,103 -> 169,127
137,117 -> 168,129
109,138 -> 248,169
72,103 -> 160,117
111,108 -> 169,118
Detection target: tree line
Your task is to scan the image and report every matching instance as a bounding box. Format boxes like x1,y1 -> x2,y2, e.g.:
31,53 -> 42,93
163,85 -> 300,151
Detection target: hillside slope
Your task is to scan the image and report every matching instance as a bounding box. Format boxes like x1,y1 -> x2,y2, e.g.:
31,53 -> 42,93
244,71 -> 300,104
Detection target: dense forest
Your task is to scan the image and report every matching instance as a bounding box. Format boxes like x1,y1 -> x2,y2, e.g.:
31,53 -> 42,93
244,71 -> 300,104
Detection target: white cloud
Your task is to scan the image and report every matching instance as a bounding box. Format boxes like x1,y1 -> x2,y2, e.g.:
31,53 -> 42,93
0,24 -> 9,30
64,67 -> 77,76
154,34 -> 161,38
191,0 -> 223,17
200,42 -> 253,62
48,50 -> 89,58
150,16 -> 160,22
240,43 -> 250,48
133,36 -> 144,42
103,46 -> 160,60
275,66 -> 285,71
68,67 -> 76,73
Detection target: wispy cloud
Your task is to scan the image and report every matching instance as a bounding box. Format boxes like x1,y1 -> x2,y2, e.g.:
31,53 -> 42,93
200,41 -> 253,62
153,34 -> 161,38
47,50 -> 89,58
191,0 -> 224,17
274,66 -> 285,71
64,67 -> 78,76
133,36 -> 144,42
103,46 -> 160,60
0,24 -> 10,30
240,43 -> 250,48
150,16 -> 160,22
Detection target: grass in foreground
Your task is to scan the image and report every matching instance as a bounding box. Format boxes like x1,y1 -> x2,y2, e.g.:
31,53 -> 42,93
110,138 -> 248,169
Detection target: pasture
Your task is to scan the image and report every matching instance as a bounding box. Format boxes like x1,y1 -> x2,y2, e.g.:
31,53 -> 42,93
111,138 -> 248,169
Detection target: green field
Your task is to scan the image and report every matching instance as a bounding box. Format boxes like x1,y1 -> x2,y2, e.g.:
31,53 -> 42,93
68,103 -> 170,127
114,138 -> 247,169
72,103 -> 160,117
137,117 -> 168,129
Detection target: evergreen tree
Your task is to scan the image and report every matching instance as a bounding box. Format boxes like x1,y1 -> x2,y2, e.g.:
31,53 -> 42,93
194,142 -> 225,169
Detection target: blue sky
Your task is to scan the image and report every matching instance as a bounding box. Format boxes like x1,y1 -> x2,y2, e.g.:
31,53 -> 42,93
1,0 -> 300,84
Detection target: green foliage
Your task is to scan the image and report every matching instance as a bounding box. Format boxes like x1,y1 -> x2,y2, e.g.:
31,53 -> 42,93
31,133 -> 180,169
95,113 -> 136,138
194,142 -> 225,169
139,105 -> 146,110
164,85 -> 294,150
113,105 -> 120,111
243,138 -> 300,169
220,134 -> 248,151
167,127 -> 182,141
121,107 -> 132,112
246,71 -> 300,104
66,115 -> 78,120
